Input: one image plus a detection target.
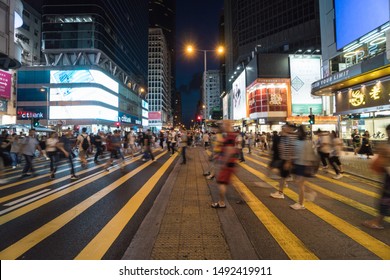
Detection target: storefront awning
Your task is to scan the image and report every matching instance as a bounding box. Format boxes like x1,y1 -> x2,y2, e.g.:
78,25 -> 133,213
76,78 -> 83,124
311,52 -> 390,96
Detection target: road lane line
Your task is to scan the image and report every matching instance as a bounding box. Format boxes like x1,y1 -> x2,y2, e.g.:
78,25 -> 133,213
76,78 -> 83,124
0,152 -> 165,225
75,153 -> 178,259
246,155 -> 390,223
0,153 -> 143,204
3,189 -> 51,207
240,160 -> 390,260
0,152 -> 170,260
231,174 -> 319,260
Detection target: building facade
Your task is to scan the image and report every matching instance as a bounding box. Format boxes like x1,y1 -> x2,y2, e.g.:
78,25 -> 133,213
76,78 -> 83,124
312,0 -> 390,142
147,28 -> 172,132
15,0 -> 149,132
204,70 -> 222,119
0,0 -> 23,125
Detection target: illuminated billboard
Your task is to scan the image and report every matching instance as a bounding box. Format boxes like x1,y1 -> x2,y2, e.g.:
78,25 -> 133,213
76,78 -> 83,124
232,71 -> 246,120
50,105 -> 118,121
247,79 -> 290,119
50,87 -> 118,107
290,56 -> 322,115
0,70 -> 12,99
50,69 -> 119,93
335,0 -> 389,50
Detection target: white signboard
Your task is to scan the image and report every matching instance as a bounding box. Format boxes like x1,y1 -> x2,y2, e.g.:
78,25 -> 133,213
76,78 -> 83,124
232,71 -> 246,120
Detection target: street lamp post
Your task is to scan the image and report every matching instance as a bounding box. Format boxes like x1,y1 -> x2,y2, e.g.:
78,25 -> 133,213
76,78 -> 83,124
186,44 -> 224,120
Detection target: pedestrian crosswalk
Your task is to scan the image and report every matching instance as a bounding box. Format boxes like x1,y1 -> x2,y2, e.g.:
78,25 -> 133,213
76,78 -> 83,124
0,147 -> 389,260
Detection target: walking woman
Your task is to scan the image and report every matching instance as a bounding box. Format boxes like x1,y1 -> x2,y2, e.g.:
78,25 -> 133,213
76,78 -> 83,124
290,125 -> 319,210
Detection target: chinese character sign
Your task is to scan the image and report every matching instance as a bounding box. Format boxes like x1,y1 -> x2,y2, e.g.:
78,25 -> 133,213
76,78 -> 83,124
0,70 -> 12,99
336,80 -> 390,112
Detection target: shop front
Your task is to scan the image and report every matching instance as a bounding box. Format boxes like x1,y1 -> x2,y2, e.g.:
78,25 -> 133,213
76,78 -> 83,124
246,78 -> 291,133
335,77 -> 390,144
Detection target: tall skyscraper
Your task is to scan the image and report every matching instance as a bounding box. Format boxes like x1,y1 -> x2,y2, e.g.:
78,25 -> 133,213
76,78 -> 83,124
148,0 -> 176,128
224,0 -> 321,82
204,70 -> 222,119
147,28 -> 172,131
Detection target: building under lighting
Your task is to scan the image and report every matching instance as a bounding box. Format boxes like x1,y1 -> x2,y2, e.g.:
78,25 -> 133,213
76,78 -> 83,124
15,0 -> 149,132
147,28 -> 172,132
312,0 -> 390,142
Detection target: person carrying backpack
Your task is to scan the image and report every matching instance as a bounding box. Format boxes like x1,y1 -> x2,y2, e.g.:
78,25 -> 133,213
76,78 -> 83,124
76,127 -> 91,167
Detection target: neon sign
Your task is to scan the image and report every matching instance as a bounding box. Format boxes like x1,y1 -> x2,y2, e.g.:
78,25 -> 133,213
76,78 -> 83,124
349,89 -> 365,106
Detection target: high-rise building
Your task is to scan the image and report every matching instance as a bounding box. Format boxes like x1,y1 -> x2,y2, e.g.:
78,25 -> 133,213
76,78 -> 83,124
147,28 -> 171,131
149,0 -> 176,128
204,70 -> 222,119
16,0 -> 149,131
17,1 -> 41,66
224,0 -> 321,83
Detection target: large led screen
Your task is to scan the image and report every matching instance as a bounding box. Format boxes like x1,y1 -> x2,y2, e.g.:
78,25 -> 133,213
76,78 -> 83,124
0,70 -> 12,99
50,87 -> 118,107
232,71 -> 246,120
335,0 -> 389,50
50,105 -> 118,121
50,70 -> 119,93
290,56 -> 322,115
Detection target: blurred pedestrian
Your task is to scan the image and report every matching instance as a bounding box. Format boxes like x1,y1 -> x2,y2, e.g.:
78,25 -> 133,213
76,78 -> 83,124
211,120 -> 239,208
179,127 -> 188,164
270,124 -> 297,199
235,128 -> 245,162
20,129 -> 42,177
10,133 -> 22,169
290,125 -> 319,210
358,130 -> 373,159
104,129 -> 125,170
142,129 -> 155,162
76,127 -> 91,167
330,130 -> 344,179
351,129 -> 361,155
46,132 -> 68,179
59,129 -> 79,180
93,131 -> 104,163
316,129 -> 331,169
363,124 -> 390,229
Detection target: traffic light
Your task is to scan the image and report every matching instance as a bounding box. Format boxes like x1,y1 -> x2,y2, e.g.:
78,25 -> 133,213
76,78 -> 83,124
308,114 -> 315,125
32,118 -> 40,127
242,119 -> 247,127
115,122 -> 120,128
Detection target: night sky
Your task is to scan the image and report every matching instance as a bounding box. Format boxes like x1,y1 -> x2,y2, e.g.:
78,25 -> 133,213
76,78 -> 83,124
23,0 -> 224,125
175,0 -> 224,125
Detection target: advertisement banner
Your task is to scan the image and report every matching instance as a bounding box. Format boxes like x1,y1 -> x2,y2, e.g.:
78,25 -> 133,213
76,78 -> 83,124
247,79 -> 290,119
232,71 -> 246,120
148,111 -> 162,120
0,70 -> 12,99
0,100 -> 8,112
290,56 -> 322,115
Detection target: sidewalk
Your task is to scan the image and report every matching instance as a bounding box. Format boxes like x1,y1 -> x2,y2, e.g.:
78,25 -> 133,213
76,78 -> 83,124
122,146 -> 258,260
122,146 -> 382,260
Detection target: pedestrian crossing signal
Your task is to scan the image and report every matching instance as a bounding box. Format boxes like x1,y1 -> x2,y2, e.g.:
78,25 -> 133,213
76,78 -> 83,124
308,114 -> 315,125
116,122 -> 120,128
33,118 -> 40,127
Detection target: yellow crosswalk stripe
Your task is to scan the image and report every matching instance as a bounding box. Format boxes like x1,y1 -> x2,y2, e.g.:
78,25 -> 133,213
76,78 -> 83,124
246,155 -> 390,223
0,153 -> 169,260
231,174 -> 319,260
240,158 -> 390,260
75,154 -> 177,259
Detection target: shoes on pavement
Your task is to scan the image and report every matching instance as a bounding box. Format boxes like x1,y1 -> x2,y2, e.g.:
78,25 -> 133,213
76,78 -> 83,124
0,178 -> 9,184
362,220 -> 384,230
12,166 -> 16,169
286,176 -> 294,182
70,175 -> 79,180
142,158 -> 146,161
290,203 -> 305,210
270,191 -> 284,199
50,173 -> 55,179
203,172 -> 210,176
206,175 -> 215,180
333,174 -> 343,179
211,202 -> 226,208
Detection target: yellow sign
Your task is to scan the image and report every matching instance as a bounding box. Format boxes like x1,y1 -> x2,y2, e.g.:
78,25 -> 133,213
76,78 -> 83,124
349,89 -> 365,106
369,84 -> 381,100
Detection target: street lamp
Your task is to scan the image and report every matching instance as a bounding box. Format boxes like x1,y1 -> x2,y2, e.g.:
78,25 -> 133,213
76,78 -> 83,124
185,44 -> 224,119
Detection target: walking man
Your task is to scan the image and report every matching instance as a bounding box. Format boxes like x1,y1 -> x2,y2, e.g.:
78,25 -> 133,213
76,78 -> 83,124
20,129 -> 42,177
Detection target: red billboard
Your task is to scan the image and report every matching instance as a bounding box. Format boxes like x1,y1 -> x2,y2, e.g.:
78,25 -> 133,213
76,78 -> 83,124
148,111 -> 162,120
